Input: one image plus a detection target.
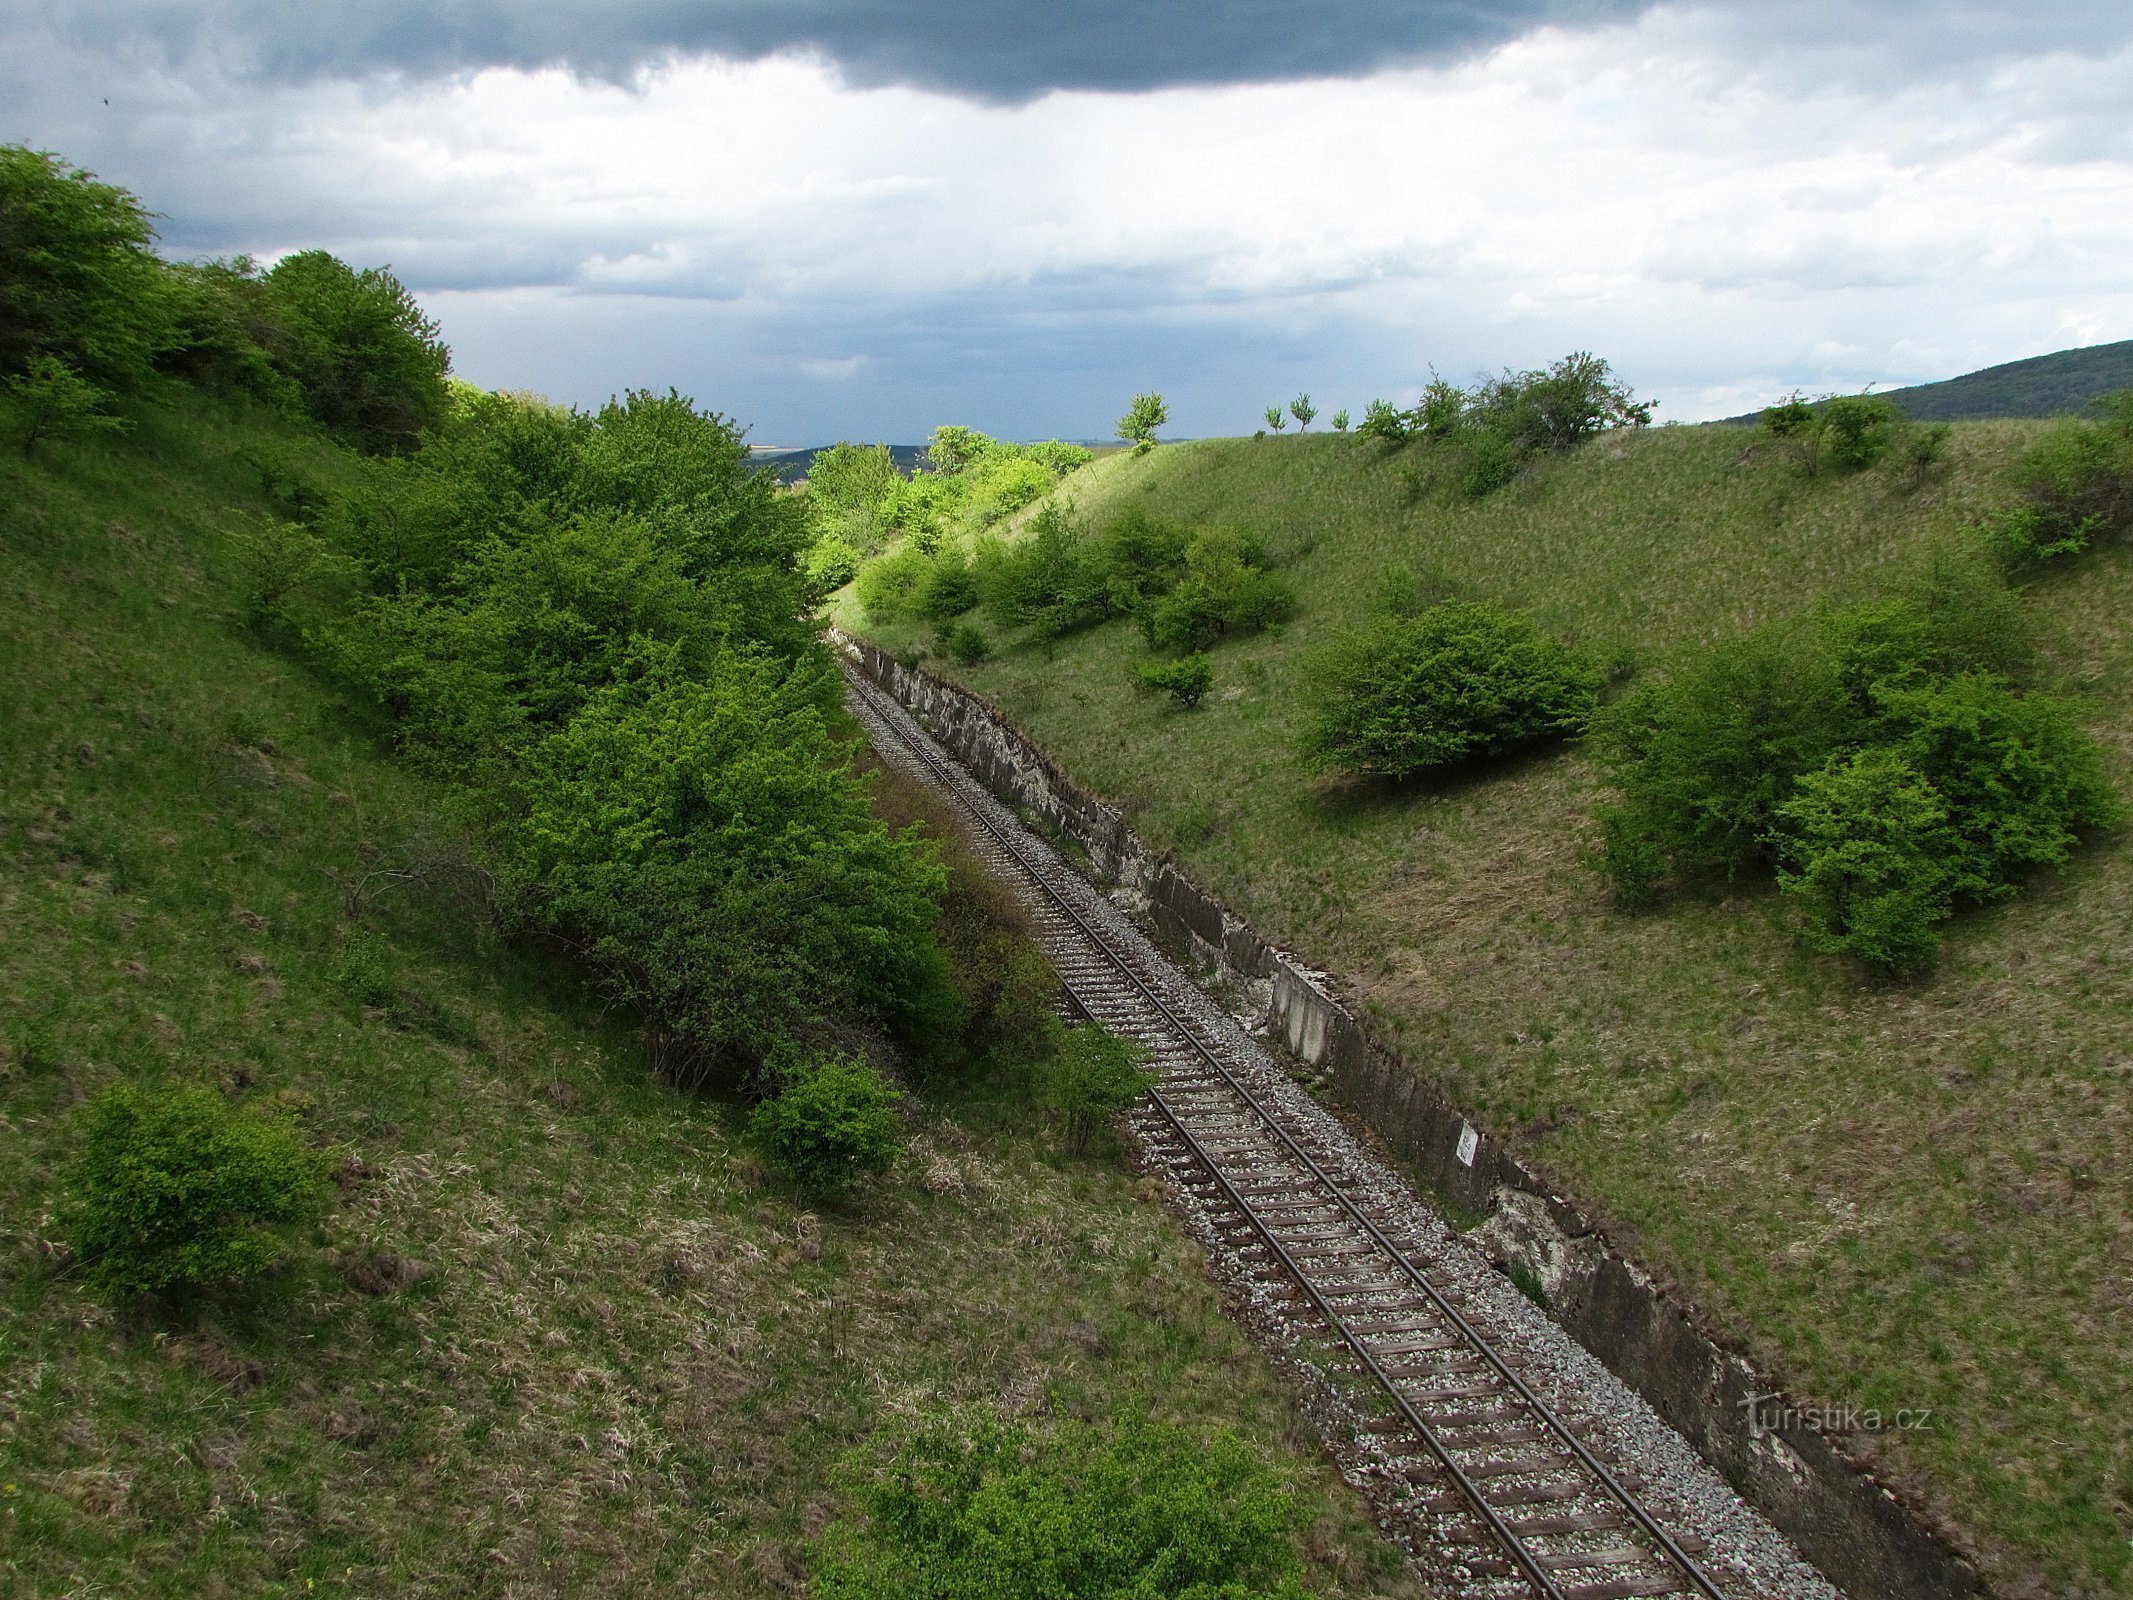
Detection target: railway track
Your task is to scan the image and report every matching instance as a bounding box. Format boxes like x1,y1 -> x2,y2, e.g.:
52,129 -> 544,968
844,660 -> 1731,1600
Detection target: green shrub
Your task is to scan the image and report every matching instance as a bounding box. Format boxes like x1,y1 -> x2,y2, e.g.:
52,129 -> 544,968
747,1052 -> 904,1198
516,643 -> 949,1080
977,503 -> 1112,641
261,250 -> 451,453
804,530 -> 862,594
0,145 -> 177,387
812,1411 -> 1313,1600
1100,507 -> 1193,609
1304,600 -> 1598,781
941,620 -> 991,664
1874,674 -> 2120,892
1998,393 -> 2133,561
3,354 -> 128,455
64,1081 -> 325,1300
1133,653 -> 1214,709
1141,527 -> 1295,652
855,544 -> 939,625
1046,1024 -> 1156,1152
1458,428 -> 1525,497
917,547 -> 981,622
1822,394 -> 1903,470
1775,748 -> 1959,976
1596,623 -> 1851,880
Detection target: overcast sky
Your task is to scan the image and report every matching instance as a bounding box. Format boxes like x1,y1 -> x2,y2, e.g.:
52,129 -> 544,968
7,1 -> 2133,442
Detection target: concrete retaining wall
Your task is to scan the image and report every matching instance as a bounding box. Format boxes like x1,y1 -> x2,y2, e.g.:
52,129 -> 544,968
844,634 -> 1986,1600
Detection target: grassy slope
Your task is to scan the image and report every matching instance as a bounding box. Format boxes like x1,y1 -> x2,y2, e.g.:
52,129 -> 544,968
0,399 -> 1418,1599
843,427 -> 2133,1596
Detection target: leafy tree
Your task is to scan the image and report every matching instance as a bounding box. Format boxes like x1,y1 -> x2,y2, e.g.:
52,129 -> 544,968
976,504 -> 1112,641
1133,652 -> 1214,709
1356,398 -> 1411,443
1595,623 -> 1851,885
515,644 -> 950,1080
1414,375 -> 1467,437
1304,600 -> 1598,781
807,440 -> 903,554
1898,420 -> 1951,487
3,353 -> 127,455
1329,408 -> 1350,433
1118,390 -> 1169,454
1822,393 -> 1902,471
1760,391 -> 1825,475
747,1052 -> 905,1198
924,424 -> 991,475
1142,526 -> 1294,653
856,544 -> 939,625
1262,404 -> 1286,432
812,1412 -> 1314,1600
1775,748 -> 1958,976
261,250 -> 450,453
0,145 -> 177,385
1288,392 -> 1316,431
64,1081 -> 325,1300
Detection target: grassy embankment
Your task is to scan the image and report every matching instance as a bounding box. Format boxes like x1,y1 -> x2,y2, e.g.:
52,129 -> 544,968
0,396 -> 1421,1598
841,424 -> 2133,1597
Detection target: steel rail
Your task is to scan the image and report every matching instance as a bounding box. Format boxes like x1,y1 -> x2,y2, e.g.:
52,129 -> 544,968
844,660 -> 1725,1600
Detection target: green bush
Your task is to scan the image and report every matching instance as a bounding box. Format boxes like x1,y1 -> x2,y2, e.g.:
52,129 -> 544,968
941,620 -> 991,664
0,145 -> 177,387
1775,748 -> 1959,976
812,1411 -> 1313,1600
917,548 -> 981,622
3,354 -> 128,455
1304,600 -> 1598,781
1997,392 -> 2133,561
977,503 -> 1112,641
1596,623 -> 1851,884
516,644 -> 949,1080
1133,653 -> 1214,709
261,250 -> 451,453
1822,394 -> 1903,470
1141,527 -> 1294,652
1874,674 -> 2121,892
64,1081 -> 325,1300
804,530 -> 861,594
855,544 -> 938,626
1047,1024 -> 1155,1152
747,1052 -> 904,1198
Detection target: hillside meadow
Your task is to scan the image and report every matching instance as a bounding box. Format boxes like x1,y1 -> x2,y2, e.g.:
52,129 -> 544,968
842,422 -> 2133,1597
0,394 -> 1421,1598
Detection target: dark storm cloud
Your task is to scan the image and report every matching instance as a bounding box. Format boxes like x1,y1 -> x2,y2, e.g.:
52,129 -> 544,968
44,0 -> 1666,100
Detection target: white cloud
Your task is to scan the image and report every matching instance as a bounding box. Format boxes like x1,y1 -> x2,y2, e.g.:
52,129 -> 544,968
8,5 -> 2133,436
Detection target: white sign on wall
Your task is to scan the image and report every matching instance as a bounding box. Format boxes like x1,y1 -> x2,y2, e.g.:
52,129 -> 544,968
1455,1122 -> 1479,1168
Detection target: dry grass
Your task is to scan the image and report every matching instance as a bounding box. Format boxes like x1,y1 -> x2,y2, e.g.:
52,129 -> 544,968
844,424 -> 2133,1596
0,395 -> 1419,1599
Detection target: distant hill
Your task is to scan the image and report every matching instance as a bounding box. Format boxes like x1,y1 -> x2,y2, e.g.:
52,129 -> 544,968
1724,339 -> 2133,424
748,443 -> 928,482
1880,339 -> 2133,421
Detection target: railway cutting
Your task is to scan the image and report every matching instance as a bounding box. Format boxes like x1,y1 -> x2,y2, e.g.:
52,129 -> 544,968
844,659 -> 1844,1600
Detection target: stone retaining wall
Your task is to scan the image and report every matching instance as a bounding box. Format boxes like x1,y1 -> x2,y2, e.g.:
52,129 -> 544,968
844,633 -> 1986,1600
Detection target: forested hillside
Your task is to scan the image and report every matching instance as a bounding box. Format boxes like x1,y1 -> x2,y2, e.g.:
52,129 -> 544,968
842,379 -> 2133,1596
0,146 -> 1414,1598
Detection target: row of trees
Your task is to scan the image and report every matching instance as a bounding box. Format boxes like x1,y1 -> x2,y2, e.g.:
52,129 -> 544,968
1,145 -> 451,453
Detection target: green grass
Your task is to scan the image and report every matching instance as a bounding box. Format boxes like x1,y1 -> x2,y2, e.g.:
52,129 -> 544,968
844,426 -> 2133,1597
0,395 -> 1419,1598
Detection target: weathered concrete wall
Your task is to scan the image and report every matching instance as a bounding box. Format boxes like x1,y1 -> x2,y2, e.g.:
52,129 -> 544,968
844,634 -> 1987,1600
